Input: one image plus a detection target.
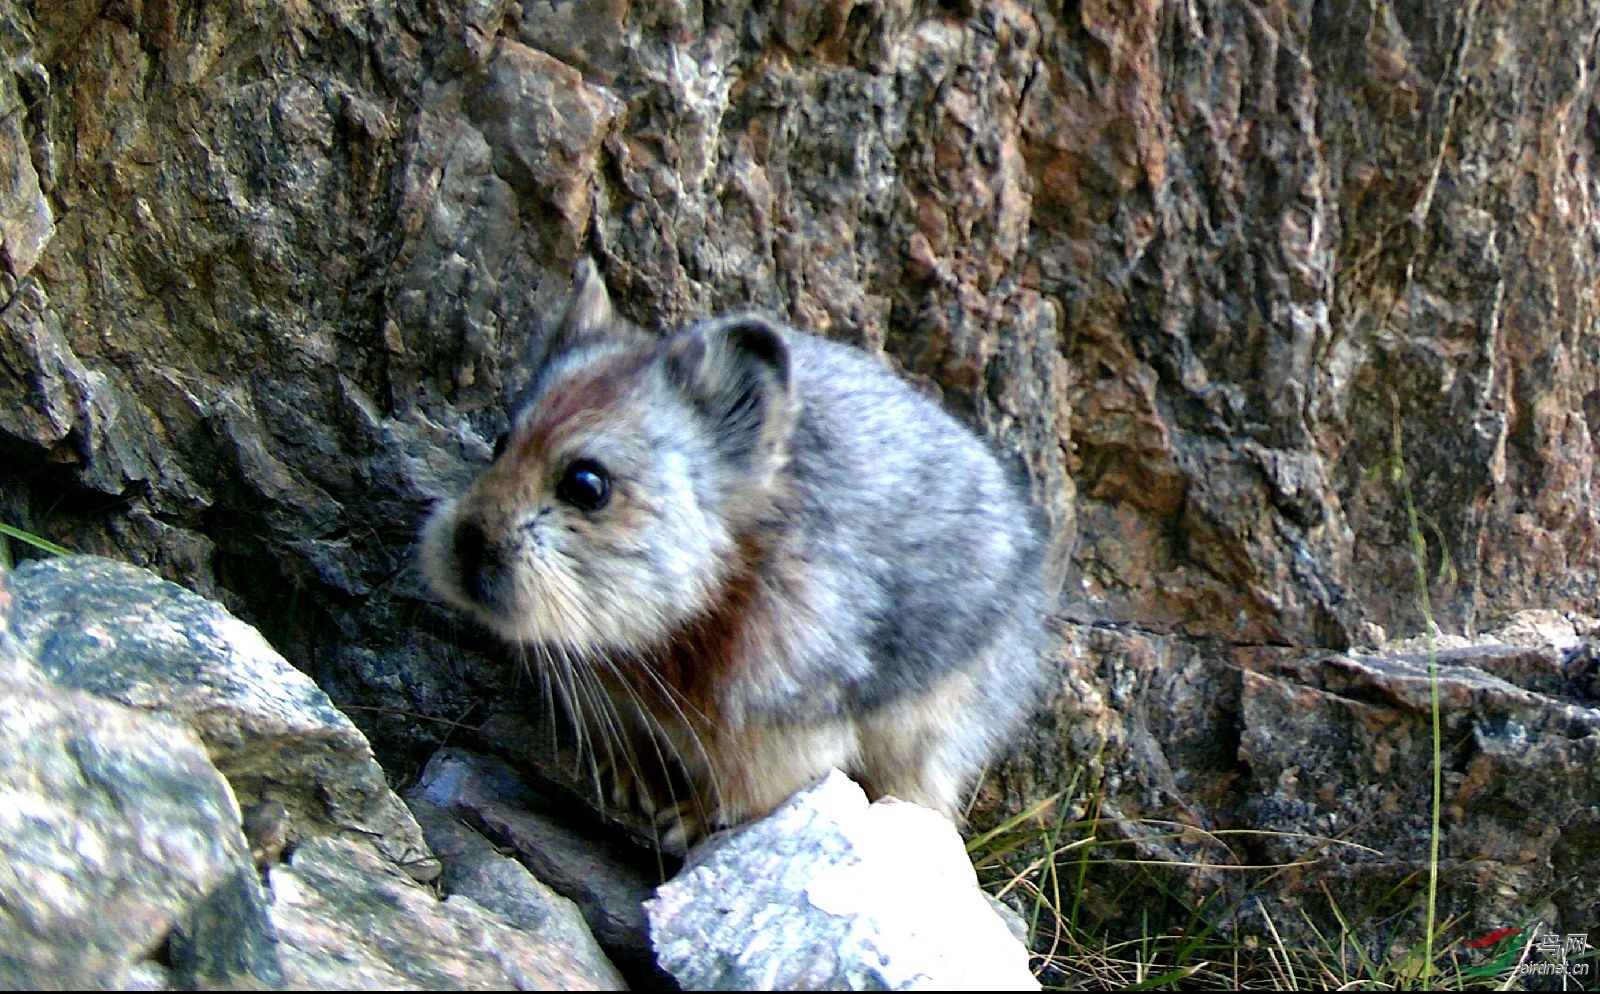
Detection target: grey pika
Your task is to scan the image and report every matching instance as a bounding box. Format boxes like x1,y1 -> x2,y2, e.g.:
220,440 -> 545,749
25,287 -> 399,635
420,259 -> 1049,850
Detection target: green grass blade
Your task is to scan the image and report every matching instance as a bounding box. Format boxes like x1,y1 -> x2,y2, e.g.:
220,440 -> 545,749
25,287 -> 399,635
0,522 -> 71,557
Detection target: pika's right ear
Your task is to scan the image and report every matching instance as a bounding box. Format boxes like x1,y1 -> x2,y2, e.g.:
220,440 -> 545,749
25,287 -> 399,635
664,314 -> 796,484
557,257 -> 614,340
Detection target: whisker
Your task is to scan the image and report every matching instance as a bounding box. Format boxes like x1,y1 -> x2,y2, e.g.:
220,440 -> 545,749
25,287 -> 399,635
594,654 -> 703,848
609,645 -> 727,832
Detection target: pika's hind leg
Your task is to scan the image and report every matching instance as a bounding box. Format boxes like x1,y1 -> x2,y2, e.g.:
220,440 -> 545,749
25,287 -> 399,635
851,667 -> 1000,820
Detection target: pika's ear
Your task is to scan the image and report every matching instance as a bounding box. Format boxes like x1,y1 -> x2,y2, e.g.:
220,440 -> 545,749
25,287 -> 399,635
665,314 -> 796,478
557,256 -> 615,340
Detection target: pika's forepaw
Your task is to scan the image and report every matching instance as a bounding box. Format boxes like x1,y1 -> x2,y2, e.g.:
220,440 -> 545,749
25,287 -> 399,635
599,756 -> 645,814
595,754 -> 723,853
648,796 -> 700,855
650,799 -> 726,856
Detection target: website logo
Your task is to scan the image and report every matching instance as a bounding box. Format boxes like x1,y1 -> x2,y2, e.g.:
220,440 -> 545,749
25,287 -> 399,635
1459,928 -> 1525,978
1461,927 -> 1593,983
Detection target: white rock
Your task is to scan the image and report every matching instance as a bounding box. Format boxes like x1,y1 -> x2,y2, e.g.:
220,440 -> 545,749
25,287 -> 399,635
646,769 -> 1039,991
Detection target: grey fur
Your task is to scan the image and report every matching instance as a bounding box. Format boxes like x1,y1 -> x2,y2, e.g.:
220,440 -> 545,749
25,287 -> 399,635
420,262 -> 1049,846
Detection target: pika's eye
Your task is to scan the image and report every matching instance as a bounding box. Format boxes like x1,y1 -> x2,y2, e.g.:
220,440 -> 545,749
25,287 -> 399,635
492,431 -> 510,460
556,459 -> 611,511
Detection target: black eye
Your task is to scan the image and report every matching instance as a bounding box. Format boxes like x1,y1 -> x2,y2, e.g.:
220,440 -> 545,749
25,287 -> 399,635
492,431 -> 510,460
556,459 -> 611,511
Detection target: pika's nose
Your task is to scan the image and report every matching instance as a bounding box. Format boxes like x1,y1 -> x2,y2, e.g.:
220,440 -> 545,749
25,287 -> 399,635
452,519 -> 499,608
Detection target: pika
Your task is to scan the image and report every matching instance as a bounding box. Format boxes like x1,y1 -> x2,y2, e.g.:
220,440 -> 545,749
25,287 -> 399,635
421,260 -> 1048,850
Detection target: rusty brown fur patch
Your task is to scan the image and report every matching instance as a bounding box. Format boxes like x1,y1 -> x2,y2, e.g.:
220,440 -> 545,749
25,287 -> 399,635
608,532 -> 770,731
514,350 -> 655,460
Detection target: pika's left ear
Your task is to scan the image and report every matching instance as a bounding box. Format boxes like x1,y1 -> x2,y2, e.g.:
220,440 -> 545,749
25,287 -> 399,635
557,256 -> 615,340
665,313 -> 796,480
512,257 -> 632,415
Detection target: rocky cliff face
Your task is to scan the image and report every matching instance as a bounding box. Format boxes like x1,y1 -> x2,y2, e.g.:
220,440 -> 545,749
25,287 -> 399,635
2,0 -> 1597,977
